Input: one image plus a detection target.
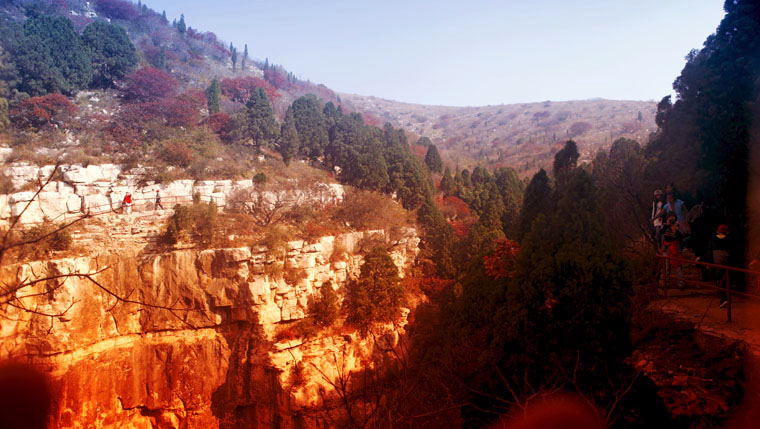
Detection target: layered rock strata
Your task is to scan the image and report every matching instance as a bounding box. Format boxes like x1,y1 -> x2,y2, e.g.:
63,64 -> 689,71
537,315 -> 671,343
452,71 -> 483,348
0,229 -> 419,428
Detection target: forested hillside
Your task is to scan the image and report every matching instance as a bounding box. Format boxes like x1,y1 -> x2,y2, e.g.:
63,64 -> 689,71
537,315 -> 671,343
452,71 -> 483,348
0,0 -> 757,427
342,94 -> 657,174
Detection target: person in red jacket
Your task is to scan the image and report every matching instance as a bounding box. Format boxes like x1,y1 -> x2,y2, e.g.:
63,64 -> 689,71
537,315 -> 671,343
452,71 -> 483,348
661,213 -> 684,289
122,192 -> 133,215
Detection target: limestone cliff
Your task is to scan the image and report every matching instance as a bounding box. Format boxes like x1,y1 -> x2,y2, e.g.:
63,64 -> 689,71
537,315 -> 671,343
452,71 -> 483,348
0,229 -> 420,428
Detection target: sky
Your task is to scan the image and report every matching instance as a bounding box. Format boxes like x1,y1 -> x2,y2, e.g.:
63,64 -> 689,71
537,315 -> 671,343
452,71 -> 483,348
145,0 -> 726,106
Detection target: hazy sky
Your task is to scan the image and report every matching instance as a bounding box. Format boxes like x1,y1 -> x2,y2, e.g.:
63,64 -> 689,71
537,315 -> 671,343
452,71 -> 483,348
145,0 -> 725,106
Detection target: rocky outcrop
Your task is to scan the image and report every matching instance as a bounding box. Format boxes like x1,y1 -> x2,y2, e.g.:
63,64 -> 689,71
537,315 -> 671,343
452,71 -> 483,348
0,229 -> 419,428
0,163 -> 345,224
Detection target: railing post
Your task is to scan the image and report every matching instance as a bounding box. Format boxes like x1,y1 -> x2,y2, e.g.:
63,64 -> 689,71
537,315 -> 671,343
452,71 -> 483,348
663,256 -> 669,299
726,270 -> 732,323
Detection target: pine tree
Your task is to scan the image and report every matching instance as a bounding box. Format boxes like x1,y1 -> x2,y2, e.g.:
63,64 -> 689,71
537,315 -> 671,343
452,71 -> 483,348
231,47 -> 237,72
177,14 -> 186,34
278,106 -> 299,166
205,77 -> 221,114
424,144 -> 443,173
158,46 -> 167,69
161,10 -> 168,23
264,57 -> 269,69
242,44 -> 248,70
517,169 -> 553,241
552,140 -> 579,182
291,94 -> 328,161
440,166 -> 455,195
227,88 -> 279,148
82,21 -> 138,88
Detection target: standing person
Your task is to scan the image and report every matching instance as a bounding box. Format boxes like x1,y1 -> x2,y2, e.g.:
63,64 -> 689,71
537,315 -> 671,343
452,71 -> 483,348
651,189 -> 665,245
122,192 -> 133,215
661,213 -> 685,290
154,190 -> 164,211
709,224 -> 732,308
664,193 -> 689,236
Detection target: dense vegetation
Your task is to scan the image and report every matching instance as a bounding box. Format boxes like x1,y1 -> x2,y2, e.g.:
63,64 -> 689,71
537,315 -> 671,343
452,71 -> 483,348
0,0 -> 756,427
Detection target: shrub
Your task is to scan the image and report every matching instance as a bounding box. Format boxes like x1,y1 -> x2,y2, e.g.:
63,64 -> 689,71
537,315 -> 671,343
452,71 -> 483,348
335,189 -> 411,232
163,200 -> 217,247
310,282 -> 340,327
0,175 -> 15,194
12,94 -> 78,129
160,141 -> 194,168
252,172 -> 267,185
122,67 -> 178,102
16,222 -> 73,260
220,76 -> 279,104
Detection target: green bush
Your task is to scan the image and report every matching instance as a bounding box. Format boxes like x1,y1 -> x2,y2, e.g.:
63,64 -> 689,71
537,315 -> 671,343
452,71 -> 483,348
252,172 -> 267,184
16,222 -> 73,260
310,282 -> 340,327
163,200 -> 217,247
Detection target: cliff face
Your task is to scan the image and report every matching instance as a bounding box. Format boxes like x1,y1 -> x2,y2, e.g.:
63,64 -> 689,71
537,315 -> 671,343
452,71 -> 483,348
0,230 -> 420,428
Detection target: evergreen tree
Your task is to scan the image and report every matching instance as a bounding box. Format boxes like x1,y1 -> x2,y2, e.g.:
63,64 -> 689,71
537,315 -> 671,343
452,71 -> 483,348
440,166 -> 456,195
348,247 -> 405,332
177,14 -> 186,34
158,46 -> 167,69
264,57 -> 269,69
0,37 -> 19,101
205,77 -> 221,114
291,94 -> 328,161
517,169 -> 553,241
553,139 -> 579,180
227,87 -> 279,148
416,136 -> 432,147
231,47 -> 237,71
161,10 -> 168,23
278,106 -> 299,165
81,21 -> 138,88
17,15 -> 93,95
495,169 -> 633,394
242,44 -> 248,70
424,144 -> 443,173
417,196 -> 456,277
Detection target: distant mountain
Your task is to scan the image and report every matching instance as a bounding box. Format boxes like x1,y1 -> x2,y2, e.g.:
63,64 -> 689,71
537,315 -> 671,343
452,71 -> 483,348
341,94 -> 657,174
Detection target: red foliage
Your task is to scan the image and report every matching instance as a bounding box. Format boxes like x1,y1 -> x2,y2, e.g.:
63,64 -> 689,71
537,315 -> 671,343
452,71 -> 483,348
361,112 -> 381,127
220,77 -> 280,104
122,67 -> 178,102
161,98 -> 200,128
449,220 -> 471,237
178,89 -> 207,108
482,238 -> 521,280
107,122 -> 139,146
94,0 -> 138,21
441,196 -> 472,219
264,68 -> 288,90
119,96 -> 200,129
207,113 -> 230,135
13,94 -> 78,128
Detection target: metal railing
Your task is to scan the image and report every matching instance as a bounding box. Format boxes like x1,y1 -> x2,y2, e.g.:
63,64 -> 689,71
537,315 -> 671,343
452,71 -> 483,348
5,193 -> 222,227
658,253 -> 760,322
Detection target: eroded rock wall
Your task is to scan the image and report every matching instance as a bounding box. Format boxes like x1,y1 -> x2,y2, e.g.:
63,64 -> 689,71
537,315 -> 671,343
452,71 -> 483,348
0,229 -> 419,428
0,162 -> 345,224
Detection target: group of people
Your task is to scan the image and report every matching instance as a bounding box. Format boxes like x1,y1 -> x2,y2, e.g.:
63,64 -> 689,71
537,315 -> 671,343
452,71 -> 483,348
121,190 -> 164,215
650,185 -> 733,307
